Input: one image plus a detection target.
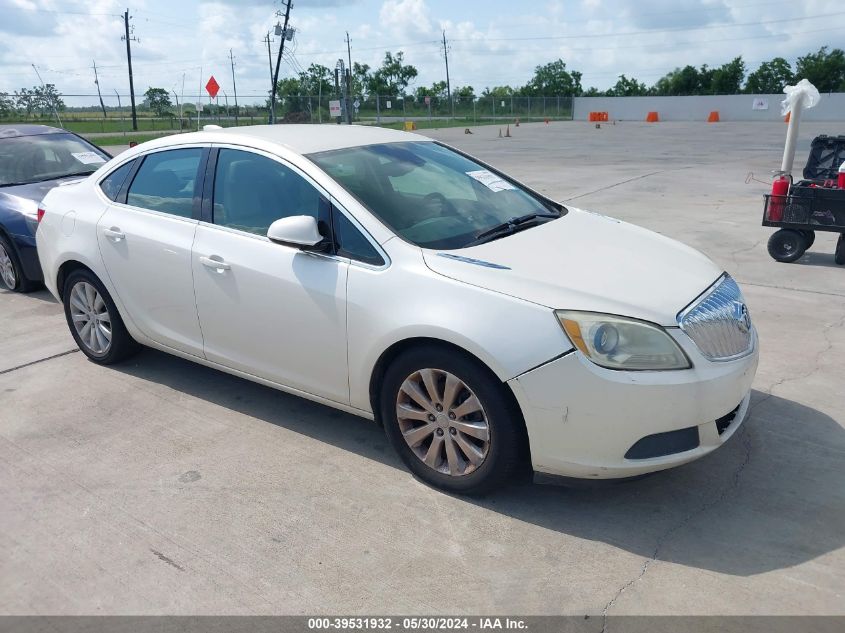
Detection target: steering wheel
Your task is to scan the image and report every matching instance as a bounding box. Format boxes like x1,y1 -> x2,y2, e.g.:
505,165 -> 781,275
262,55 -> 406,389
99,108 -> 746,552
421,192 -> 455,216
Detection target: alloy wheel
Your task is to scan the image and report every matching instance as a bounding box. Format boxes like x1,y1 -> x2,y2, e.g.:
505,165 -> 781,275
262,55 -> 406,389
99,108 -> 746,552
69,281 -> 112,355
395,368 -> 491,476
0,242 -> 16,289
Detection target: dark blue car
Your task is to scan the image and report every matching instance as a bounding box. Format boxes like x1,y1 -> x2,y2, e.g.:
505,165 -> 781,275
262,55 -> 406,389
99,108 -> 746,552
0,125 -> 110,292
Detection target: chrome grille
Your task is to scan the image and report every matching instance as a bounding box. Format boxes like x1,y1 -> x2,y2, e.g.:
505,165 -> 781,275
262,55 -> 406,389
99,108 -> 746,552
677,275 -> 754,361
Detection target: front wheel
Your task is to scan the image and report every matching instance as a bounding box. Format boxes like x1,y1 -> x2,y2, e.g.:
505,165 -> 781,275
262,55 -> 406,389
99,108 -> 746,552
62,269 -> 140,364
835,234 -> 845,265
767,229 -> 807,263
381,347 -> 524,494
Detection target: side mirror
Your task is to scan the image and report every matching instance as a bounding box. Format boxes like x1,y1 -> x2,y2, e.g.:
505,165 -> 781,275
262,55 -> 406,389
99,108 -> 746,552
267,215 -> 327,250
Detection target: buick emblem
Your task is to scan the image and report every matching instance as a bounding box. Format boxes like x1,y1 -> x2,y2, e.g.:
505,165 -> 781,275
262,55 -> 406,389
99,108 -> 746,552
732,301 -> 751,333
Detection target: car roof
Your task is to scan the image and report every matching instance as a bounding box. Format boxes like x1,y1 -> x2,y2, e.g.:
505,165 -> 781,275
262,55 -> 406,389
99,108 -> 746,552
136,124 -> 431,156
0,124 -> 67,139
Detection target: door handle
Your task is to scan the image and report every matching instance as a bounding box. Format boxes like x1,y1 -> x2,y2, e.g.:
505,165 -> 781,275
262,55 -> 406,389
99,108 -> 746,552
199,255 -> 231,272
103,227 -> 125,241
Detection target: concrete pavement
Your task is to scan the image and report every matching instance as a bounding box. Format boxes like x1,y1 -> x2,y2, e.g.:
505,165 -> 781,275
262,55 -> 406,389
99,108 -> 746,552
1,121 -> 843,616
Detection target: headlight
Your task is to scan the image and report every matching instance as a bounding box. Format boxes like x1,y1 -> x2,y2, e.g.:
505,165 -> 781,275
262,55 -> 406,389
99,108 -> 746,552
555,310 -> 690,370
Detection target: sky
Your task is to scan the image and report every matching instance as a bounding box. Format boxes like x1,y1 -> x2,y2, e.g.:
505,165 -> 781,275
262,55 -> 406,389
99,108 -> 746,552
1,0 -> 843,107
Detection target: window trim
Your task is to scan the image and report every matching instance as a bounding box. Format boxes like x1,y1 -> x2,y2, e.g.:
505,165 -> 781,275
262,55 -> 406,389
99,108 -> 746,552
114,144 -> 210,221
204,143 -> 390,270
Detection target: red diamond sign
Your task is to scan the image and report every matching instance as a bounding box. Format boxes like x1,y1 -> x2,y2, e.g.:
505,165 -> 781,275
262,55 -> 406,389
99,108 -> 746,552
205,76 -> 220,99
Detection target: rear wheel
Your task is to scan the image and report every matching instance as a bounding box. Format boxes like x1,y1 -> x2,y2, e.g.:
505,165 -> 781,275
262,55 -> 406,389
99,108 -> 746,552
835,234 -> 845,266
381,346 -> 524,494
62,269 -> 140,364
800,230 -> 816,249
0,235 -> 37,293
767,229 -> 807,263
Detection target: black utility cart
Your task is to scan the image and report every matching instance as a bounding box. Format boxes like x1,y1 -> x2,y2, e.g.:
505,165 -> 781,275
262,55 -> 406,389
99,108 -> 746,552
763,134 -> 845,264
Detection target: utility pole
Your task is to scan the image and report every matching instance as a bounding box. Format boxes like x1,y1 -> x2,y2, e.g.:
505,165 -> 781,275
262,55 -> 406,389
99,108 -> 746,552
92,60 -> 107,119
122,9 -> 138,131
442,30 -> 453,118
229,48 -> 239,126
269,0 -> 293,124
114,89 -> 125,137
345,31 -> 353,122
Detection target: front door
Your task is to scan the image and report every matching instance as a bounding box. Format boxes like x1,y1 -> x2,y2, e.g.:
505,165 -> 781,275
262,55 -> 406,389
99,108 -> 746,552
191,147 -> 349,403
97,147 -> 206,356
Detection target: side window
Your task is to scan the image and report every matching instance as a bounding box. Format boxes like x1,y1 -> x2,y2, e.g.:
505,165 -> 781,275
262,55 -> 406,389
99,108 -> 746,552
212,149 -> 323,235
126,148 -> 202,218
333,210 -> 384,266
99,160 -> 134,202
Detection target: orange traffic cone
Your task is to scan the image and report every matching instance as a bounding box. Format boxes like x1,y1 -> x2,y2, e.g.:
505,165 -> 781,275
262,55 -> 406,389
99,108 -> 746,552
707,111 -> 720,123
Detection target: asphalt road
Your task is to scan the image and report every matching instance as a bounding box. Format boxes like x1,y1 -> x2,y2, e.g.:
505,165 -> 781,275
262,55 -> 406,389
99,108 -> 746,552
1,121 -> 843,616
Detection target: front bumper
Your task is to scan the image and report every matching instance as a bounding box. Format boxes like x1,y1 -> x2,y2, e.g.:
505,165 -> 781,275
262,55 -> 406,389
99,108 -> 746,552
508,327 -> 758,479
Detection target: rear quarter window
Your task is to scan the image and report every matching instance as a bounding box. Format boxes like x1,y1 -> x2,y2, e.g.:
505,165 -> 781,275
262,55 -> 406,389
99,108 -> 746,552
99,160 -> 135,202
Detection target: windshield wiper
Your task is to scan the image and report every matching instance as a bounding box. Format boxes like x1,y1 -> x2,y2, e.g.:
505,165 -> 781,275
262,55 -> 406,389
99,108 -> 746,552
466,213 -> 558,246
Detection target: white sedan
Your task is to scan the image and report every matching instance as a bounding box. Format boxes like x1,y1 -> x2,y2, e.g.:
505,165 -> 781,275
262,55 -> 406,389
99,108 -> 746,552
36,125 -> 758,493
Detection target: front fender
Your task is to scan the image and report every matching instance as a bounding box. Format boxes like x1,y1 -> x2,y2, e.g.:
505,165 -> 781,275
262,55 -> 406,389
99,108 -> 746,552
346,248 -> 572,413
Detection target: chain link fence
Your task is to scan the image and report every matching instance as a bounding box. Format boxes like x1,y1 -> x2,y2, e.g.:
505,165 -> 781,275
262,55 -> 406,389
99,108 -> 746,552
0,92 -> 574,134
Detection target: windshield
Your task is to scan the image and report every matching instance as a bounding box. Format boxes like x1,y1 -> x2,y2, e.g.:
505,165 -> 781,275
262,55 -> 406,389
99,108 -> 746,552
308,141 -> 562,249
0,133 -> 109,187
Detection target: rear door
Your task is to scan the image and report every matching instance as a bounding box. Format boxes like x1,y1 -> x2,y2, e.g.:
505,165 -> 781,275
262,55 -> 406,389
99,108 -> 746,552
97,147 -> 207,356
191,147 -> 350,403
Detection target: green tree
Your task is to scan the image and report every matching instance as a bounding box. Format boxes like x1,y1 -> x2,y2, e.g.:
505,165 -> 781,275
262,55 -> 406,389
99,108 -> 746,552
795,46 -> 845,92
481,85 -> 515,99
607,74 -> 648,96
297,64 -> 333,96
452,85 -> 475,103
14,88 -> 38,116
416,81 -> 447,100
367,51 -> 418,96
581,86 -> 604,97
652,65 -> 705,95
351,62 -> 371,97
144,87 -> 172,116
0,93 -> 16,118
520,59 -> 582,96
710,57 -> 745,94
745,57 -> 793,93
34,84 -> 64,114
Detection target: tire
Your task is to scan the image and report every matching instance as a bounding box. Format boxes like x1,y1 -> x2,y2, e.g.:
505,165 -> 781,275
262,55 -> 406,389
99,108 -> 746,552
62,269 -> 140,364
767,229 -> 807,263
835,234 -> 845,266
380,346 -> 524,494
0,234 -> 38,293
800,230 -> 816,249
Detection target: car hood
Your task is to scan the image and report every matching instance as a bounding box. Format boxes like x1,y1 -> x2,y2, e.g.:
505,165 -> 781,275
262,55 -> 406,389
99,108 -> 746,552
421,208 -> 723,326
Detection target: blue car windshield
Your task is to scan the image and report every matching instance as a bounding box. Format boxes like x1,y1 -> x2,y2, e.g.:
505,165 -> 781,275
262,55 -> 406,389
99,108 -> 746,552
308,141 -> 562,249
0,133 -> 109,187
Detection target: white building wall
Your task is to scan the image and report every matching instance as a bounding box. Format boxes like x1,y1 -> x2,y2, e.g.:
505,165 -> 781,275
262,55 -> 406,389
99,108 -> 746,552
573,93 -> 845,122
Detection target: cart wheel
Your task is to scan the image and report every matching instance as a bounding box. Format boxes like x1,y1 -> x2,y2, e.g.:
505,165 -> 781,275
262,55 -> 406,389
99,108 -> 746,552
835,234 -> 845,266
767,229 -> 807,263
800,230 -> 815,249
